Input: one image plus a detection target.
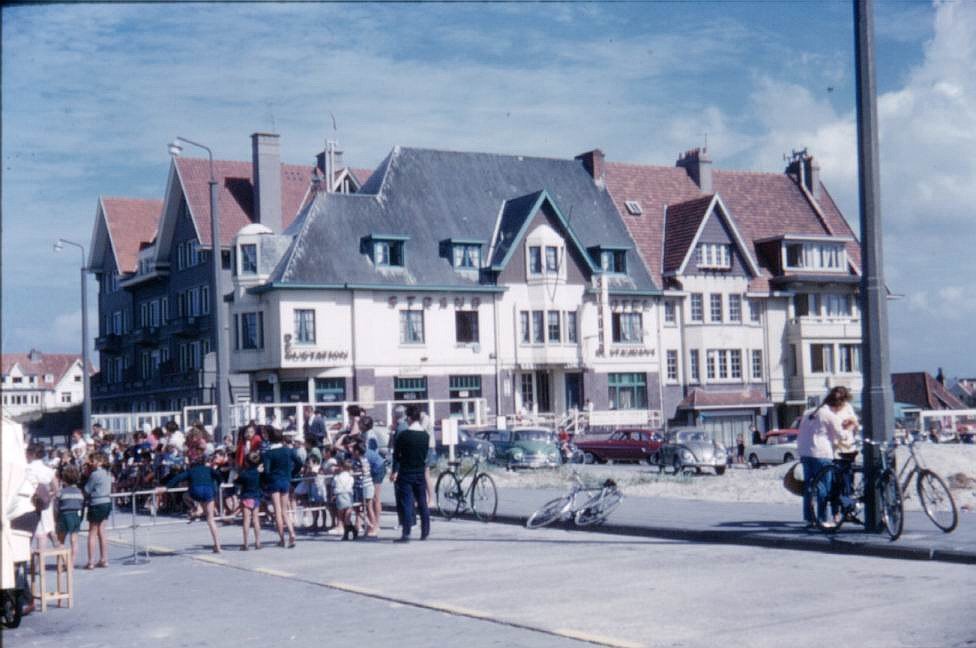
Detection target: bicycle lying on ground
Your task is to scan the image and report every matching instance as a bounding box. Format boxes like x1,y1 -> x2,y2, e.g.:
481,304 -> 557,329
526,473 -> 623,528
435,456 -> 498,522
806,438 -> 903,540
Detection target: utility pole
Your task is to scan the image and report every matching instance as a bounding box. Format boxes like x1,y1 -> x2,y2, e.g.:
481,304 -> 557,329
853,0 -> 895,532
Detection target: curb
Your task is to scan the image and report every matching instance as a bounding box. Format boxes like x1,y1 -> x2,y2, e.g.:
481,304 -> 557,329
382,504 -> 976,565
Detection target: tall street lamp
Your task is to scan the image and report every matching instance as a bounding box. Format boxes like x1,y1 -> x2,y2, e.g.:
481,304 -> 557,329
168,137 -> 231,436
54,238 -> 91,438
854,0 -> 895,532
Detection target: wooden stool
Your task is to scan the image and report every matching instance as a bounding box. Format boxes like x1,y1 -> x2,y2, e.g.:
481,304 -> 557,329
30,548 -> 73,612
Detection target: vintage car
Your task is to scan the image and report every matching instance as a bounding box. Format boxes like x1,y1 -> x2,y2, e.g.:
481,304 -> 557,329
743,430 -> 798,468
653,428 -> 728,475
473,427 -> 560,469
435,428 -> 495,461
574,429 -> 663,464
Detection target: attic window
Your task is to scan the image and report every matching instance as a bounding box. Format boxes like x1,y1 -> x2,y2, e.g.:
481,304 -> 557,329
624,200 -> 643,216
452,244 -> 481,269
697,243 -> 731,270
374,240 -> 405,267
600,250 -> 627,274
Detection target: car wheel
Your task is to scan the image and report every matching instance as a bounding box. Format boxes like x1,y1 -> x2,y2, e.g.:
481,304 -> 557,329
671,455 -> 683,475
783,453 -> 795,463
748,454 -> 760,469
646,454 -> 657,466
715,466 -> 726,476
584,452 -> 596,465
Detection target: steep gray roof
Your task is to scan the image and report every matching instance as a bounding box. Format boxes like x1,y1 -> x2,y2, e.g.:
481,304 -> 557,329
267,147 -> 658,293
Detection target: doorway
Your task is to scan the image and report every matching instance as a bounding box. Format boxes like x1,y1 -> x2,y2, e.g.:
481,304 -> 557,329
565,373 -> 582,411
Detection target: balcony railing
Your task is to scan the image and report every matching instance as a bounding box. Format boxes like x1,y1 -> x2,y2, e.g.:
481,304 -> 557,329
132,326 -> 161,347
95,333 -> 123,352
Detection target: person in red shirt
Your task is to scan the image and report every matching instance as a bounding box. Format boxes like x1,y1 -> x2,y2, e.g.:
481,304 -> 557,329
235,423 -> 262,469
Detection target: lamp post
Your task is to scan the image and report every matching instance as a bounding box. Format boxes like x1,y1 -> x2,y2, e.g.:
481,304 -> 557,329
853,0 -> 894,532
54,238 -> 91,439
168,137 -> 231,436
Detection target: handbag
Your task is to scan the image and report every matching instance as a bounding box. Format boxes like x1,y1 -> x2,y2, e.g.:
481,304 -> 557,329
782,461 -> 805,497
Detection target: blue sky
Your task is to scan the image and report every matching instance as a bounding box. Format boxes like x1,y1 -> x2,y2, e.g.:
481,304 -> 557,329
2,1 -> 973,377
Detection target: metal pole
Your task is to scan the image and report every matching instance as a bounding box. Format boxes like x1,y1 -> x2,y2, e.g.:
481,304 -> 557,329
853,0 -> 895,532
210,174 -> 231,439
80,254 -> 92,439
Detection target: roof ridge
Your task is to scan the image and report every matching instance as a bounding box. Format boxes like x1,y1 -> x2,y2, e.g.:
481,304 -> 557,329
395,145 -> 579,164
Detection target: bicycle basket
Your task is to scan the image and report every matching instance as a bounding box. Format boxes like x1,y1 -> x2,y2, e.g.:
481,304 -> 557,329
782,462 -> 804,497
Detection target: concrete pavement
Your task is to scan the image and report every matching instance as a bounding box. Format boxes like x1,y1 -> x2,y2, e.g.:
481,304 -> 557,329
386,473 -> 976,564
6,510 -> 975,648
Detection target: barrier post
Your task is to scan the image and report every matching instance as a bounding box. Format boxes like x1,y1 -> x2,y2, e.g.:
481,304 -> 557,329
123,489 -> 149,565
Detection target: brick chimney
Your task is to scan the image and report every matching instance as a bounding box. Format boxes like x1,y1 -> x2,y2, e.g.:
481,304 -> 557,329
251,132 -> 282,233
785,149 -> 822,201
676,148 -> 712,193
575,149 -> 605,186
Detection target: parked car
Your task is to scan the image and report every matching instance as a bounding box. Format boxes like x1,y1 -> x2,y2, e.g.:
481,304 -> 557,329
435,428 -> 495,461
574,429 -> 663,464
653,428 -> 727,475
473,427 -> 560,469
743,430 -> 798,468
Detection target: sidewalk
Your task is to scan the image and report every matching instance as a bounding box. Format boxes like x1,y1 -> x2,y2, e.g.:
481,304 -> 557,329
382,484 -> 976,564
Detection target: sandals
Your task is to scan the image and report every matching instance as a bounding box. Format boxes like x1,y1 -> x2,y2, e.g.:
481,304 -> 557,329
95,561 -> 108,569
83,564 -> 95,570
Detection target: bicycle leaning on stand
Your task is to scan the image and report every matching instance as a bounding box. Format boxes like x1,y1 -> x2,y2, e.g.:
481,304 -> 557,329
525,472 -> 623,529
435,456 -> 499,522
806,438 -> 904,540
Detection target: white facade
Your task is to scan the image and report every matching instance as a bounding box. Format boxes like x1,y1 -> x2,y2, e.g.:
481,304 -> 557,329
1,357 -> 87,418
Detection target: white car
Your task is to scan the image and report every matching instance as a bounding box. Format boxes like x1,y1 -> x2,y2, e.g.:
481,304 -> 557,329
744,431 -> 798,468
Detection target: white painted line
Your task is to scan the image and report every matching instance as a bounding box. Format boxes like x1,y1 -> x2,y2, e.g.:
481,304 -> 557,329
192,555 -> 228,565
553,628 -> 645,648
146,545 -> 176,555
253,567 -> 295,578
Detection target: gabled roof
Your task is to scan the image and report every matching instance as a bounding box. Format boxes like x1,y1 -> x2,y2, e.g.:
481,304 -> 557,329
348,168 -> 373,187
605,161 -> 861,292
269,147 -> 657,293
662,195 -> 714,273
664,194 -> 761,277
891,372 -> 966,410
488,190 -> 597,273
95,198 -> 163,274
1,351 -> 89,389
173,157 -> 314,247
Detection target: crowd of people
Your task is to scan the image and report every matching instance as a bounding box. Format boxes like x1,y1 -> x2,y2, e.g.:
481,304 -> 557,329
22,403 -> 436,561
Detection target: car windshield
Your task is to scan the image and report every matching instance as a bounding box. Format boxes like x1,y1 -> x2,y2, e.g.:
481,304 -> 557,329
513,430 -> 552,442
676,431 -> 709,443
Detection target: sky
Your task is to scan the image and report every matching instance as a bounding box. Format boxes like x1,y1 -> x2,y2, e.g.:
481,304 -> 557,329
2,1 -> 974,377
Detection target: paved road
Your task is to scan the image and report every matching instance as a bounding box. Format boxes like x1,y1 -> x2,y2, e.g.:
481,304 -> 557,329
7,510 -> 975,648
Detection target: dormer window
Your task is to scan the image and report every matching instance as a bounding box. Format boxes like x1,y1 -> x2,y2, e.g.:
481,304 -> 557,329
697,243 -> 731,270
240,243 -> 258,275
624,200 -> 643,216
528,246 -> 543,275
452,243 -> 481,270
784,241 -> 845,272
374,240 -> 404,267
599,249 -> 627,274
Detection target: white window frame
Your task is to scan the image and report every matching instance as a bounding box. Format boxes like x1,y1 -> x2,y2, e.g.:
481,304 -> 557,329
696,243 -> 731,270
666,350 -> 679,382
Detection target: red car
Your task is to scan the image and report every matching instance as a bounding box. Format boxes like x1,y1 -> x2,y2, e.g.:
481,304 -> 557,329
575,428 -> 663,464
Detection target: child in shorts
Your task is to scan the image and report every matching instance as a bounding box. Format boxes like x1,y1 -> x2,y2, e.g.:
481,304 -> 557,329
83,452 -> 113,569
305,456 -> 327,533
333,461 -> 356,541
56,464 -> 84,566
350,442 -> 375,538
235,451 -> 263,550
161,457 -> 223,553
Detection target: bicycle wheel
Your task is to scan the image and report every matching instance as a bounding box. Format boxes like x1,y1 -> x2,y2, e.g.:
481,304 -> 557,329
879,469 -> 904,541
808,464 -> 844,533
526,496 -> 571,529
916,469 -> 958,533
435,472 -> 463,520
574,488 -> 623,527
470,474 -> 498,522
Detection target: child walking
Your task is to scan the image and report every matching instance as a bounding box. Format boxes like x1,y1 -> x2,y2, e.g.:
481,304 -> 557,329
83,452 -> 113,569
56,464 -> 84,566
161,457 -> 223,553
234,451 -> 263,550
262,427 -> 303,548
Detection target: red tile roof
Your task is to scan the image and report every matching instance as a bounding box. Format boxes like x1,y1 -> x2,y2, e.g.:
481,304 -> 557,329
174,158 -> 313,247
604,162 -> 861,292
678,387 -> 771,409
101,198 -> 163,274
2,351 -> 88,389
891,372 -> 966,410
663,195 -> 714,273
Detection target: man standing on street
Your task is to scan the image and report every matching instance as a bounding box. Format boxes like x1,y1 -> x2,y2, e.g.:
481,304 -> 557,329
390,405 -> 430,543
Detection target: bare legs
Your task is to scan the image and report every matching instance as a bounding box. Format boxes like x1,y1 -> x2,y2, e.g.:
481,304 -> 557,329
241,505 -> 262,549
86,521 -> 107,568
270,491 -> 295,547
204,500 -> 221,553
